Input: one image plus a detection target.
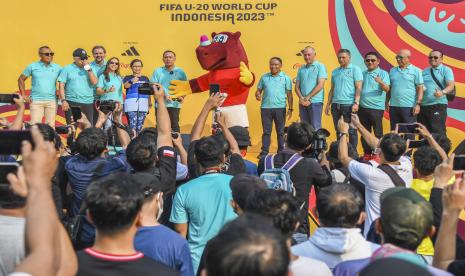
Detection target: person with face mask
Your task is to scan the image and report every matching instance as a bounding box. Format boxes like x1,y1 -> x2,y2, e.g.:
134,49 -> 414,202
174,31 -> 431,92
58,48 -> 97,124
133,176 -> 194,276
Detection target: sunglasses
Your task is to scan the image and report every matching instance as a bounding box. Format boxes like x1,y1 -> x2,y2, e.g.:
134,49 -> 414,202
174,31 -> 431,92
109,61 -> 119,65
396,55 -> 407,60
40,52 -> 54,56
365,59 -> 377,63
428,56 -> 440,60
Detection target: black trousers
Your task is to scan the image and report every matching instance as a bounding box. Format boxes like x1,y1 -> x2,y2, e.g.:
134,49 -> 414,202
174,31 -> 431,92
358,107 -> 384,154
167,107 -> 181,133
331,103 -> 358,148
389,106 -> 416,130
418,104 -> 447,136
65,101 -> 94,125
260,108 -> 286,154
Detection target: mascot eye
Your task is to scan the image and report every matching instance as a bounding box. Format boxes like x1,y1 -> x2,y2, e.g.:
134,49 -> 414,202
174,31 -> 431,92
213,34 -> 229,43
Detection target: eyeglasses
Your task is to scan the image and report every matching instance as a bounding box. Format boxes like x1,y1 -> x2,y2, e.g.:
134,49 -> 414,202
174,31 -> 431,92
365,59 -> 377,63
109,61 -> 119,65
40,52 -> 54,56
396,55 -> 407,60
428,56 -> 440,60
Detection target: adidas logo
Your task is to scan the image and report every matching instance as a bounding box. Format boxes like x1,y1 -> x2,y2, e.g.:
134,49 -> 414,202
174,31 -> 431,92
121,46 -> 140,56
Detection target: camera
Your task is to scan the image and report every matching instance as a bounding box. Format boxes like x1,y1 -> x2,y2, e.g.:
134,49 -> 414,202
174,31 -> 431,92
96,100 -> 117,114
55,125 -> 72,135
171,132 -> 179,139
303,128 -> 330,161
138,83 -> 154,95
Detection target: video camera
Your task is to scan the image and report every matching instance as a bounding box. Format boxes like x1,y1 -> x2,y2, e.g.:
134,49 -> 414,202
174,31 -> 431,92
303,128 -> 330,161
96,100 -> 117,114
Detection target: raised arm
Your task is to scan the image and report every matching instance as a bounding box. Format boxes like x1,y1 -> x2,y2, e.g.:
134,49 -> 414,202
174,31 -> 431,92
153,84 -> 173,149
112,103 -> 131,149
190,93 -> 225,142
216,112 -> 240,155
10,94 -> 26,130
416,123 -> 448,161
351,113 -> 380,150
337,116 -> 353,167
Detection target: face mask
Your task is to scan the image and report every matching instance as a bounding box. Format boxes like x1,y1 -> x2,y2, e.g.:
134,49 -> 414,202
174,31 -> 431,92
156,193 -> 164,221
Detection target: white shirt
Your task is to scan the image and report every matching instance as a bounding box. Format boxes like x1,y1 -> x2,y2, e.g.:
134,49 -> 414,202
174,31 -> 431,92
290,256 -> 332,276
348,156 -> 413,236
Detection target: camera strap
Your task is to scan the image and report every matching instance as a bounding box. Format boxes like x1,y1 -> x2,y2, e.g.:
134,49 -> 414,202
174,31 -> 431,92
378,164 -> 405,187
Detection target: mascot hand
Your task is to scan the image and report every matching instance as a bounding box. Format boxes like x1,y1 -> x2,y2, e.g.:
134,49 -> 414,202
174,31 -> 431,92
239,61 -> 253,86
168,80 -> 192,98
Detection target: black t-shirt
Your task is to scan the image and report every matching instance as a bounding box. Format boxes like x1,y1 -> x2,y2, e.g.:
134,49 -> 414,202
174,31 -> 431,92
187,140 -> 246,179
258,149 -> 332,234
77,248 -> 178,276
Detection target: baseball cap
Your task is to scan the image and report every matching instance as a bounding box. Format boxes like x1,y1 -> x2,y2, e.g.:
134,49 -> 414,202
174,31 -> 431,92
380,187 -> 433,246
130,172 -> 162,198
230,173 -> 266,209
229,126 -> 251,147
72,48 -> 89,59
360,258 -> 432,276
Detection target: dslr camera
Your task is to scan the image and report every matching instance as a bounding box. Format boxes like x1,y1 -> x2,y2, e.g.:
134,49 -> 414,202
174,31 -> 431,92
303,128 -> 330,161
96,100 -> 117,114
55,125 -> 72,135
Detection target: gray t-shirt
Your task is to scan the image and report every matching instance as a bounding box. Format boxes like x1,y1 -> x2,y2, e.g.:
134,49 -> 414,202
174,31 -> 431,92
0,215 -> 25,276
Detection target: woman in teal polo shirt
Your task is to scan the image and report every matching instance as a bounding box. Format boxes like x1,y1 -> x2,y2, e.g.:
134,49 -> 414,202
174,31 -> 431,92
96,57 -> 123,103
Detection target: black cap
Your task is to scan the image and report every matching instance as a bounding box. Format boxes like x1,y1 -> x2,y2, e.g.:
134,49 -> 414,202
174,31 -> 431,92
130,172 -> 162,198
229,126 -> 251,147
72,48 -> 89,60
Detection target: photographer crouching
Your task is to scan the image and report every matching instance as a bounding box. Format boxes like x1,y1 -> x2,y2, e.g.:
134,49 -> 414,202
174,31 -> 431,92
257,121 -> 333,244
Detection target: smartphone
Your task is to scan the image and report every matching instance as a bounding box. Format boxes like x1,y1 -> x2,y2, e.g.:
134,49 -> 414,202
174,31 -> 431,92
397,123 -> 419,134
453,155 -> 465,170
0,163 -> 19,185
0,94 -> 19,104
408,139 -> 425,148
71,106 -> 82,121
0,130 -> 33,154
209,84 -> 220,95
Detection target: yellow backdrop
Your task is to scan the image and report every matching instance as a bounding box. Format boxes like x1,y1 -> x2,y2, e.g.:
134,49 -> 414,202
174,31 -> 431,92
1,0 -> 464,155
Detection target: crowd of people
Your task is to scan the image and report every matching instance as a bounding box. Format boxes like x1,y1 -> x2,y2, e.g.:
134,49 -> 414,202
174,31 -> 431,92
0,43 -> 463,276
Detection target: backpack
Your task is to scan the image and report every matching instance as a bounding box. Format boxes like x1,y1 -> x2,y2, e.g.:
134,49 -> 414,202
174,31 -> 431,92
260,153 -> 303,196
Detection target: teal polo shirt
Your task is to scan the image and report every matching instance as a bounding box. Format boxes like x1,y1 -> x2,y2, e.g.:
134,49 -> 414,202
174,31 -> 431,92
58,63 -> 94,104
331,63 -> 363,105
151,66 -> 187,108
360,67 -> 390,110
258,71 -> 292,109
170,173 -> 236,273
422,64 -> 454,106
296,61 -> 327,103
97,73 -> 123,102
22,61 -> 62,101
90,60 -> 106,99
389,64 -> 423,107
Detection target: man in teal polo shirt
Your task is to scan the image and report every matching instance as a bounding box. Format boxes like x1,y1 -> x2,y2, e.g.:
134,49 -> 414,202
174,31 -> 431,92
418,50 -> 454,136
90,45 -> 107,124
359,51 -> 390,157
295,46 -> 327,130
325,49 -> 363,148
18,46 -> 62,127
151,50 -> 187,133
388,49 -> 424,130
255,57 -> 293,159
58,48 -> 98,124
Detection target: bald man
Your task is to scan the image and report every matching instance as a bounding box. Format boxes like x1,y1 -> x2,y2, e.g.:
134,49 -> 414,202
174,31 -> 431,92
388,49 -> 424,130
295,47 -> 327,130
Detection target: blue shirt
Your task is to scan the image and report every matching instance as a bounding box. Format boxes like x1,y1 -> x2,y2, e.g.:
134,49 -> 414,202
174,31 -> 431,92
22,61 -> 62,101
296,61 -> 327,103
170,173 -> 236,273
65,153 -> 128,243
244,159 -> 258,176
135,225 -> 194,276
96,73 -> 123,102
123,75 -> 150,112
422,64 -> 454,106
258,71 -> 292,109
90,60 -> 106,98
360,68 -> 390,110
331,63 -> 363,104
151,66 -> 187,108
58,63 -> 95,104
389,64 -> 424,107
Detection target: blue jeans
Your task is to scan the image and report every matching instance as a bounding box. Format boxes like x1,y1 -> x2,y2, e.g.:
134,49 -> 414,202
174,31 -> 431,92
299,102 -> 323,130
127,111 -> 147,135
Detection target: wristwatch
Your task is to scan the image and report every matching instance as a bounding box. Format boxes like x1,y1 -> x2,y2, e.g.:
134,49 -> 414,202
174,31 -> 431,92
354,101 -> 359,105
288,108 -> 293,111
338,132 -> 349,139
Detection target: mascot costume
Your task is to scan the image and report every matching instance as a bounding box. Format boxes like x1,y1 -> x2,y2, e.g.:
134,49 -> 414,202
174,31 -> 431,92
169,31 -> 255,127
